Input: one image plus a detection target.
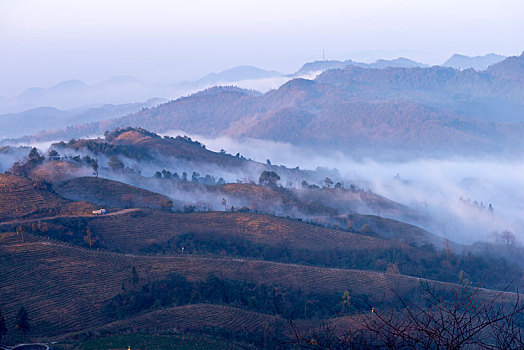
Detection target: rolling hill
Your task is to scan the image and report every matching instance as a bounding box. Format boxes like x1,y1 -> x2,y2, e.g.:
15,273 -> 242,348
0,173 -> 95,222
54,177 -> 175,209
47,209 -> 394,253
0,233 -> 510,341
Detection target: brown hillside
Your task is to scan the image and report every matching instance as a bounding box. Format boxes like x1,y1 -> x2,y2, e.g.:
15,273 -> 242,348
0,233 -> 457,338
88,303 -> 290,336
348,214 -> 443,247
63,129 -> 251,169
112,130 -> 153,144
215,183 -> 337,216
54,176 -> 173,209
69,209 -> 393,253
296,186 -> 416,219
0,233 -> 514,341
30,160 -> 87,183
0,174 -> 94,222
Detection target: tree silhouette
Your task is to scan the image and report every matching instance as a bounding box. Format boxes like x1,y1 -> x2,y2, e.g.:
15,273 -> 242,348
84,227 -> 98,248
91,159 -> 99,177
15,306 -> 30,338
324,177 -> 334,188
16,226 -> 25,243
0,309 -> 7,346
501,230 -> 516,247
292,282 -> 524,349
259,171 -> 280,186
341,290 -> 351,313
132,266 -> 139,290
48,149 -> 60,160
28,148 -> 44,162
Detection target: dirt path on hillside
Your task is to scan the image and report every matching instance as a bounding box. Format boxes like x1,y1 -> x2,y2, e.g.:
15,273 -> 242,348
0,208 -> 139,226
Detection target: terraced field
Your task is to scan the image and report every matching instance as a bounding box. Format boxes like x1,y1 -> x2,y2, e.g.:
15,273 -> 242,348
71,209 -> 393,253
91,304 -> 289,335
0,174 -> 95,222
54,177 -> 173,209
215,183 -> 337,216
0,232 -> 439,339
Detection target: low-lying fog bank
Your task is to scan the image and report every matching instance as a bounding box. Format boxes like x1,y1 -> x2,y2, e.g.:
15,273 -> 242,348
163,131 -> 524,245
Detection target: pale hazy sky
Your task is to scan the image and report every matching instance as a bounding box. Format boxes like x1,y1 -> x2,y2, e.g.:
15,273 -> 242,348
1,0 -> 523,95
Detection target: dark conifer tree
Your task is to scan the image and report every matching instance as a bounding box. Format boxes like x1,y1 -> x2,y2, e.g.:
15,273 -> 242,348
15,306 -> 30,338
0,308 -> 7,345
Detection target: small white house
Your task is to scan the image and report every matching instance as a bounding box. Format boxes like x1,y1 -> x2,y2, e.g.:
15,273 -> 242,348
92,209 -> 107,215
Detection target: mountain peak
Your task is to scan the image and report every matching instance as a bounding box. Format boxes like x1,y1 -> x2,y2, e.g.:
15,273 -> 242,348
443,53 -> 506,71
194,65 -> 282,85
51,79 -> 88,90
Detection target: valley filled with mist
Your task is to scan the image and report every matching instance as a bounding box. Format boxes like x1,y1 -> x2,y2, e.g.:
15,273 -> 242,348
1,17 -> 523,347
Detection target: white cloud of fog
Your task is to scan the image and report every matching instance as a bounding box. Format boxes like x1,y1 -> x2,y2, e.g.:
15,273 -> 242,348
162,131 -> 524,244
205,71 -> 322,94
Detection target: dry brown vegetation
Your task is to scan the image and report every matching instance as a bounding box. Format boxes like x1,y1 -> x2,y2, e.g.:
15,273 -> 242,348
0,232 -> 463,339
215,184 -> 337,216
54,177 -> 173,209
0,174 -> 95,222
88,303 -> 290,336
60,209 -> 392,253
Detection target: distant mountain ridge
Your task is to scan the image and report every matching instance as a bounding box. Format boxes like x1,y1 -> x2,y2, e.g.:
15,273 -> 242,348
3,52 -> 512,115
294,57 -> 427,75
183,65 -> 283,86
443,53 -> 507,70
20,52 -> 524,158
0,99 -> 164,140
4,51 -> 523,158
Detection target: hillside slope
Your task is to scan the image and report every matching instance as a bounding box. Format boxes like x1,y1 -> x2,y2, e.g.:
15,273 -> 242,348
54,176 -> 174,209
1,233 -> 498,339
0,174 -> 95,222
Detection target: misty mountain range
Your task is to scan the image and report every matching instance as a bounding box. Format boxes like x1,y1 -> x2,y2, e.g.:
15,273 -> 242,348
1,52 -> 521,156
1,52 -> 506,115
10,51 -> 522,158
0,99 -> 164,140
293,56 -> 428,75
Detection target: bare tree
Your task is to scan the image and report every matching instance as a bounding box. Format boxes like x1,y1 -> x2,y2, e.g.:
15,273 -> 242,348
292,282 -> 524,349
16,226 -> 25,243
500,230 -> 516,247
84,227 -> 98,248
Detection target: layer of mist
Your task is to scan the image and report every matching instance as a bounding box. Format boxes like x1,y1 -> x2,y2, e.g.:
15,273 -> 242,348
3,129 -> 523,246
162,131 -> 524,245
